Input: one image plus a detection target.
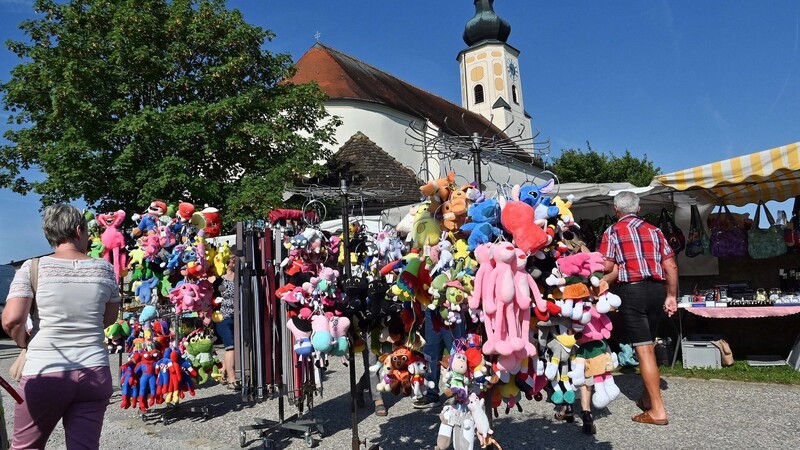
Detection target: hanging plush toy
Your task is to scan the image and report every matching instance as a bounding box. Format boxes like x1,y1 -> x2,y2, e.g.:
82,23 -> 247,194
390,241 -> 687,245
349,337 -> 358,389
185,335 -> 222,385
443,349 -> 470,404
202,206 -> 222,238
132,201 -> 167,237
97,210 -> 128,283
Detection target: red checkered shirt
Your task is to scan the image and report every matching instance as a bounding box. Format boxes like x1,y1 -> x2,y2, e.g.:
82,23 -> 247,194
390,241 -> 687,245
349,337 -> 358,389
599,214 -> 675,283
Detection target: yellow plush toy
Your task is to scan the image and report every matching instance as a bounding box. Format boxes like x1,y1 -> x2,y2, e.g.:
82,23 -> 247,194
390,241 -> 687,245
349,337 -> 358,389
411,203 -> 441,249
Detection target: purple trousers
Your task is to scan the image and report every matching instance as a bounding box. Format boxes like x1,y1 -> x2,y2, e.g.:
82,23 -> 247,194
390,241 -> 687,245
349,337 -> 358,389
13,366 -> 113,450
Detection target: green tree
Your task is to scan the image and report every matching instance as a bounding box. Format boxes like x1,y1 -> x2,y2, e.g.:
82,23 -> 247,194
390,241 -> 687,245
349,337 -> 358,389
0,0 -> 340,224
549,142 -> 660,187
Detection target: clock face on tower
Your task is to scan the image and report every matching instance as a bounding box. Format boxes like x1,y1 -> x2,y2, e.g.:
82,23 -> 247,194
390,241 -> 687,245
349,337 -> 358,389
507,58 -> 518,81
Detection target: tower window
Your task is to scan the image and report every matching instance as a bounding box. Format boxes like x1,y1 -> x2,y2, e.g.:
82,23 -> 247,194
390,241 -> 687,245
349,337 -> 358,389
512,85 -> 519,104
474,84 -> 484,104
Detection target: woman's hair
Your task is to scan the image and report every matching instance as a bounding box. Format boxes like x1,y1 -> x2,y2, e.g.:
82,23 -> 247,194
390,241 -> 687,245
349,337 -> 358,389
42,204 -> 86,247
613,191 -> 640,215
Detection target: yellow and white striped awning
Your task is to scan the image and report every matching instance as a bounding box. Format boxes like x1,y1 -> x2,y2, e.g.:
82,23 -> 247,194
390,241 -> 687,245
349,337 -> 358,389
652,142 -> 800,206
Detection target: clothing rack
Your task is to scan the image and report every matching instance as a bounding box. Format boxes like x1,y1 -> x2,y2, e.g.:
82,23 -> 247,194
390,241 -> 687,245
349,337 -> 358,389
236,225 -> 324,449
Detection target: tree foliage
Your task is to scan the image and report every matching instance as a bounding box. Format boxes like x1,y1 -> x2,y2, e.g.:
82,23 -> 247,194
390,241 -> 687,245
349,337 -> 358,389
549,143 -> 660,187
0,0 -> 340,224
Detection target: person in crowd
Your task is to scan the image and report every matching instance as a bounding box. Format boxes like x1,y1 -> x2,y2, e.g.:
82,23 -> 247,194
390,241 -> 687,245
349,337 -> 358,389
598,191 -> 678,426
355,344 -> 387,416
413,310 -> 465,409
214,254 -> 240,389
2,204 -> 121,449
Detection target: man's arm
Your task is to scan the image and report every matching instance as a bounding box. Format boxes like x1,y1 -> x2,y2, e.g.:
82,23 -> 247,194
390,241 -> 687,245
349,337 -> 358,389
662,257 -> 679,316
602,261 -> 618,284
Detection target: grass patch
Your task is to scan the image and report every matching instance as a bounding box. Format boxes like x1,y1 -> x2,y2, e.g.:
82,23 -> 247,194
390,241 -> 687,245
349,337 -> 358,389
655,361 -> 800,384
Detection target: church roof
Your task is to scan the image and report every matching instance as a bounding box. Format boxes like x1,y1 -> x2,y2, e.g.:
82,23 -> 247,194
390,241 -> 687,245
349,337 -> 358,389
323,132 -> 423,211
290,43 -> 540,167
291,43 -> 505,139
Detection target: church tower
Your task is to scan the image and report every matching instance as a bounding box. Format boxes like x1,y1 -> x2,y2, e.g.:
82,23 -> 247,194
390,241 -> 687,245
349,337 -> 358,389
458,0 -> 532,144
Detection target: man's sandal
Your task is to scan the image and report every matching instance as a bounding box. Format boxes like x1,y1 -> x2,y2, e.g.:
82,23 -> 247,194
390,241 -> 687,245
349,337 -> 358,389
374,403 -> 387,417
632,412 -> 668,426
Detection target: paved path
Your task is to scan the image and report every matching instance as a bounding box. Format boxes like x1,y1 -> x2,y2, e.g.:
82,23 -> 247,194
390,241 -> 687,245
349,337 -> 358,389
1,338 -> 798,449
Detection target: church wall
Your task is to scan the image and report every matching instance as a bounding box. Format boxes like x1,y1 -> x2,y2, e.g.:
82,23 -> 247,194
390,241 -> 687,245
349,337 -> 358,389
322,99 -> 546,189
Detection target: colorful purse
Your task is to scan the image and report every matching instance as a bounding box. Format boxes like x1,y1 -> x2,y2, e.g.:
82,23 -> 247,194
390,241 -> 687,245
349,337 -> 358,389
747,200 -> 787,259
709,204 -> 748,258
685,204 -> 710,258
658,208 -> 685,254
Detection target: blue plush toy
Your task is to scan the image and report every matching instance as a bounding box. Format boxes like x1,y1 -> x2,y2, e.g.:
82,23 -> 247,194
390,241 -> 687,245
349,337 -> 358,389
617,343 -> 639,366
518,180 -> 560,220
135,276 -> 160,304
460,199 -> 502,251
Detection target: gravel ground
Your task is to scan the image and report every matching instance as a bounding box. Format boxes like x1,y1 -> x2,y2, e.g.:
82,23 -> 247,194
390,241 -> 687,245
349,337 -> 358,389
2,338 -> 800,450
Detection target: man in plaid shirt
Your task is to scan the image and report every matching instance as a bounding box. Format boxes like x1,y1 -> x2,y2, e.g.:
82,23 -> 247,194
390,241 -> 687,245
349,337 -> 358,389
599,191 -> 678,426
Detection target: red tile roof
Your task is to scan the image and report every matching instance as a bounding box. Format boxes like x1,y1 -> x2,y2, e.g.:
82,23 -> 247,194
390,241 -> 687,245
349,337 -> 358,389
290,44 -> 540,162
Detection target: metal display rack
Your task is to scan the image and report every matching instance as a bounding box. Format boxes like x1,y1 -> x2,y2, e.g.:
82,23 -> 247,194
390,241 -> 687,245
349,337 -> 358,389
407,116 -> 551,446
137,308 -> 211,425
283,179 -> 394,450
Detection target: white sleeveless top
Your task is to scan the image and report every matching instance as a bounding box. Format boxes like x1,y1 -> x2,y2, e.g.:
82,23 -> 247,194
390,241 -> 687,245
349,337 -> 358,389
7,256 -> 120,376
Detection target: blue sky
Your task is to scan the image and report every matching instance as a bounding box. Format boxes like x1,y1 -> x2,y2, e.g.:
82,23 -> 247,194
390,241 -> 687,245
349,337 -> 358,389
0,0 -> 798,263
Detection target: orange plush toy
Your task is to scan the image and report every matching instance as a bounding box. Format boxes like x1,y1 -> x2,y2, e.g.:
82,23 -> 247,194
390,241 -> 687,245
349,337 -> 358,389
420,171 -> 456,212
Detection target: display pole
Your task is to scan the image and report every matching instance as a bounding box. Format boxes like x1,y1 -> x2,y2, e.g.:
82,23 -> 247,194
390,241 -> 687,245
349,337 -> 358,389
339,179 -> 362,450
471,132 -> 483,188
470,133 -> 495,439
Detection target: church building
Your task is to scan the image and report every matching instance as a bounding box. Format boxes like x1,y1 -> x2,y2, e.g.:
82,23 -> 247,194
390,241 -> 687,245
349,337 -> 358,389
289,0 -> 548,210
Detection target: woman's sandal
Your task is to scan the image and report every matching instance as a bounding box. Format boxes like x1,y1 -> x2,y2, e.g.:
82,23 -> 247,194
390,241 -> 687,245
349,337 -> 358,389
554,405 -> 575,423
374,402 -> 387,417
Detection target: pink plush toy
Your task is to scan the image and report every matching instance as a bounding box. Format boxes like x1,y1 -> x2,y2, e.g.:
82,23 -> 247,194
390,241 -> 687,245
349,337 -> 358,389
573,306 -> 620,408
97,210 -> 128,283
328,315 -> 351,356
169,283 -> 198,316
287,314 -> 313,357
484,243 -> 517,356
513,248 -> 539,359
143,233 -> 162,261
310,314 -> 333,353
469,243 -> 496,315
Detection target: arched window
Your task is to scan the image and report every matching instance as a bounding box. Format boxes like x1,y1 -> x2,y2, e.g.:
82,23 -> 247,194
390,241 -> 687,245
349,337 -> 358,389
512,85 -> 519,104
474,84 -> 484,104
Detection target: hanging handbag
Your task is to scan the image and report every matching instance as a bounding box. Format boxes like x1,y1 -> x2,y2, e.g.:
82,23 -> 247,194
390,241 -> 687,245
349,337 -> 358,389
685,204 -> 711,258
708,204 -> 749,258
658,208 -> 686,254
9,258 -> 39,382
785,195 -> 800,249
747,200 -> 787,259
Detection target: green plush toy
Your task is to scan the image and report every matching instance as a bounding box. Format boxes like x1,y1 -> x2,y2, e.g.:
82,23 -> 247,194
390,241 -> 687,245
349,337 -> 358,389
185,336 -> 221,384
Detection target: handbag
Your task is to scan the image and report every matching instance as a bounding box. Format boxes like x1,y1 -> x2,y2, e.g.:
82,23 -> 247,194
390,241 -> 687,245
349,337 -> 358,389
658,208 -> 686,254
9,258 -> 39,382
747,200 -> 787,259
785,195 -> 800,249
685,204 -> 711,258
708,204 -> 749,258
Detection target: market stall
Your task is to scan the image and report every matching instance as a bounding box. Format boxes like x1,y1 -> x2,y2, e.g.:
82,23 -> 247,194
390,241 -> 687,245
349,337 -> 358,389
652,142 -> 800,365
